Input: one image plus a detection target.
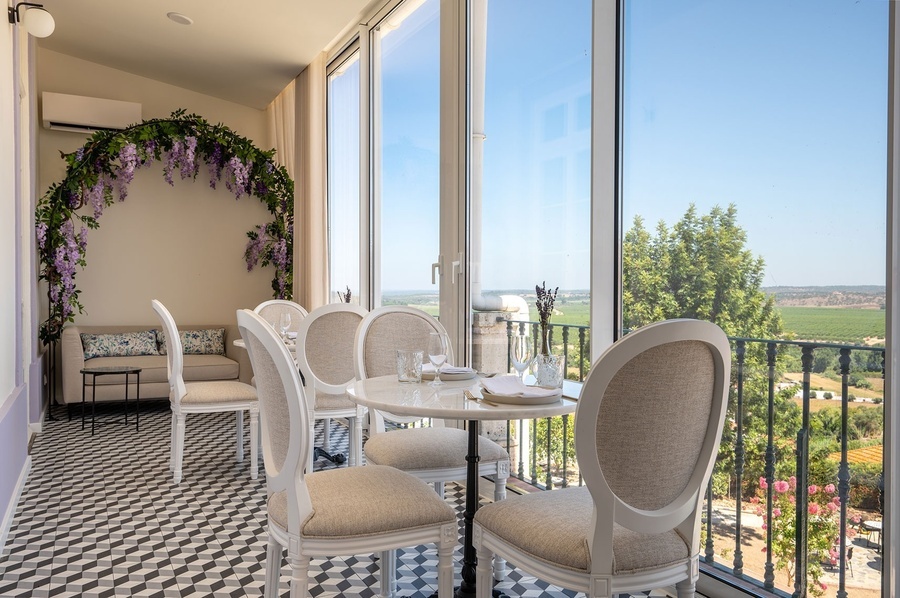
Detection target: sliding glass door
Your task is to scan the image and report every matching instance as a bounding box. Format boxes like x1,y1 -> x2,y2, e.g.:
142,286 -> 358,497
372,0 -> 442,316
327,48 -> 361,304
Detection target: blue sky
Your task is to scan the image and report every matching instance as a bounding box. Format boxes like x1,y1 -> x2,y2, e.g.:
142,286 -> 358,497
366,0 -> 889,292
622,0 -> 889,288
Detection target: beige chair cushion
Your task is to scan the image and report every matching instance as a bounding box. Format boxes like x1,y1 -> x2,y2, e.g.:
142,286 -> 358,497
315,389 -> 357,411
182,380 -> 257,404
268,465 -> 455,538
475,487 -> 689,574
364,427 -> 508,471
81,354 -> 239,385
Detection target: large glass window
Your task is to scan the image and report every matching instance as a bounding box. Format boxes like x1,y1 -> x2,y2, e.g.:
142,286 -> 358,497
471,0 -> 592,375
327,49 -> 361,303
621,2 -> 888,594
373,0 -> 441,314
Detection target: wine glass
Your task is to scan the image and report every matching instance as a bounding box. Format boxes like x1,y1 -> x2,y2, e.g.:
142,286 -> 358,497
278,313 -> 291,342
427,332 -> 450,386
511,334 -> 532,381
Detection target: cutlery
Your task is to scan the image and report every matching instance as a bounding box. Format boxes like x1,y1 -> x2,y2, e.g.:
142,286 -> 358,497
464,389 -> 499,407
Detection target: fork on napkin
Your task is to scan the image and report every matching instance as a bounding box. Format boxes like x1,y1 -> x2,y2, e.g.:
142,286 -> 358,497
480,375 -> 561,398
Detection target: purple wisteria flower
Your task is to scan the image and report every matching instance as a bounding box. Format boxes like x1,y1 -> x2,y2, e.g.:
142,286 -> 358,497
51,220 -> 82,320
116,143 -> 138,200
225,156 -> 251,199
163,140 -> 182,185
36,222 -> 48,249
208,143 -> 224,189
182,136 -> 198,179
87,179 -> 106,219
142,140 -> 157,166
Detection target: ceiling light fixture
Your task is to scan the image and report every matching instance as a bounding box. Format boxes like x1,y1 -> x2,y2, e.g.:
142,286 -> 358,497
7,2 -> 55,38
166,12 -> 193,26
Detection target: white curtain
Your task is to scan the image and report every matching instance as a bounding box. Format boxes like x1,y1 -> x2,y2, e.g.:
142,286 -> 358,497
294,53 -> 329,310
266,80 -> 296,178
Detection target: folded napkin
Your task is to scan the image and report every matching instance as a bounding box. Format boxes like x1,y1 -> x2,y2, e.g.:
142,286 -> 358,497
422,363 -> 476,375
481,375 -> 561,398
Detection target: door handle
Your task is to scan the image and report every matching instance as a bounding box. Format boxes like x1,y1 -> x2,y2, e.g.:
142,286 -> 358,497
451,253 -> 462,284
431,259 -> 442,285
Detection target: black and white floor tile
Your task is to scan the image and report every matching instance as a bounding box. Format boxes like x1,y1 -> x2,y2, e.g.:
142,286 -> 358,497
1,402 -> 677,598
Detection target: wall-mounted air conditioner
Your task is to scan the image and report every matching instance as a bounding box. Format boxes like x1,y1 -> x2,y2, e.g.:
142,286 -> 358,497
42,92 -> 142,133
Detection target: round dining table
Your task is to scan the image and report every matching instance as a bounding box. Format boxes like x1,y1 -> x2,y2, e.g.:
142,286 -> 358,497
347,374 -> 578,598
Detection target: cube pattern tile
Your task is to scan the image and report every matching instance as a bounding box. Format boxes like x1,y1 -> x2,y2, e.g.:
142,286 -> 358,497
0,401 -> 676,598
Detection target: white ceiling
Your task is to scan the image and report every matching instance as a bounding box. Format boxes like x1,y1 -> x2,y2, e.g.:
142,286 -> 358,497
35,0 -> 372,110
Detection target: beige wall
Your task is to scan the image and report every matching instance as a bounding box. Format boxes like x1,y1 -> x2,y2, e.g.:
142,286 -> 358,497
36,49 -> 278,327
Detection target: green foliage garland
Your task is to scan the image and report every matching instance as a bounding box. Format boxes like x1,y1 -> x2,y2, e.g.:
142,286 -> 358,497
35,110 -> 294,344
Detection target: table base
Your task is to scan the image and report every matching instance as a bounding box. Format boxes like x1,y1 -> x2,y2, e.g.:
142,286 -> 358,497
313,446 -> 346,465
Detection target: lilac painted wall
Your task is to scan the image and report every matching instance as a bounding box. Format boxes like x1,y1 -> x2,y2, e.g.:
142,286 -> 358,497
0,386 -> 28,539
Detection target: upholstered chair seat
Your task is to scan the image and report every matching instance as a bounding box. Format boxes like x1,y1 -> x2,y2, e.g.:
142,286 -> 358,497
268,464 -> 455,538
364,427 -> 509,472
474,487 -> 689,574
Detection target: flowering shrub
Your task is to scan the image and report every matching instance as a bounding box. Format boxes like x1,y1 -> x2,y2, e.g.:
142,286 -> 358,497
753,476 -> 841,597
36,110 -> 294,343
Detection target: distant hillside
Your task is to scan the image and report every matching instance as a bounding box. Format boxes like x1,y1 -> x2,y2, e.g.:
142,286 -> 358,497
763,285 -> 885,309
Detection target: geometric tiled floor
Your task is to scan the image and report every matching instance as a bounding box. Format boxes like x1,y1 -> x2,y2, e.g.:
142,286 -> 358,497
0,401 -> 675,597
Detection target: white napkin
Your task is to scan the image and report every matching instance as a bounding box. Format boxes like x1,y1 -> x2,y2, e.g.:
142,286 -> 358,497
421,363 -> 475,375
481,375 -> 561,398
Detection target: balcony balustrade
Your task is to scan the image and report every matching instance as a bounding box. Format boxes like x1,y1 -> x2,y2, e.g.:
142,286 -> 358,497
493,319 -> 885,598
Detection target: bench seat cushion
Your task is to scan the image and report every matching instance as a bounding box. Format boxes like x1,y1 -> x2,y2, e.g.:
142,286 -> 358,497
83,354 -> 239,386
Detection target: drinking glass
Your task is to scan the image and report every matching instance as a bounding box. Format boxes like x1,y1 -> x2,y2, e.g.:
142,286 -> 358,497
427,332 -> 450,386
397,349 -> 424,383
510,334 -> 532,381
278,313 -> 291,341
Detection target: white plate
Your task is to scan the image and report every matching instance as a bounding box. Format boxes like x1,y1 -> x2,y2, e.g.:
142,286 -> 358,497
421,369 -> 477,381
481,388 -> 563,405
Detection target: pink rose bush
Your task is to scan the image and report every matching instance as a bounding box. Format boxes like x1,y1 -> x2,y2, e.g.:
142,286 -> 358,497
755,478 -> 840,597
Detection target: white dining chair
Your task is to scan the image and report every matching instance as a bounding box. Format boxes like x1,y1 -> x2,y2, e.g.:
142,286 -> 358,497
253,299 -> 308,334
294,302 -> 368,469
151,299 -> 259,484
237,308 -> 457,598
354,305 -> 510,502
473,319 -> 731,598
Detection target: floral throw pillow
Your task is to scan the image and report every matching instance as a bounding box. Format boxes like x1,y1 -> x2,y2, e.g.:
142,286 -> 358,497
156,328 -> 226,356
81,331 -> 160,360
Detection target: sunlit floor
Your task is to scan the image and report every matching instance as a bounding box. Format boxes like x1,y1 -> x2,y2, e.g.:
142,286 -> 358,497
1,402 -> 681,597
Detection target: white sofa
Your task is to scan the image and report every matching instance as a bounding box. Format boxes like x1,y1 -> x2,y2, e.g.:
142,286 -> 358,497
60,324 -> 252,405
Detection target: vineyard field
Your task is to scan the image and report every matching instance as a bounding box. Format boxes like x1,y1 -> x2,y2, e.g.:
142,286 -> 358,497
778,307 -> 885,343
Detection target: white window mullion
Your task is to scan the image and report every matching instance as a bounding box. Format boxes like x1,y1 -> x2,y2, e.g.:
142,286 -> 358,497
366,24 -> 382,309
591,0 -> 619,361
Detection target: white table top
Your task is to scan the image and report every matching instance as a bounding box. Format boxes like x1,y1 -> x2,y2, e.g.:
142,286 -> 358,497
346,375 -> 578,421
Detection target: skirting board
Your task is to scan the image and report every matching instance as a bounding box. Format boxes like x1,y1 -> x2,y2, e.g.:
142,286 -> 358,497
0,455 -> 31,554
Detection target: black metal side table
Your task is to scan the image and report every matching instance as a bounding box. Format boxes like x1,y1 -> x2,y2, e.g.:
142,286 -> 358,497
80,366 -> 142,435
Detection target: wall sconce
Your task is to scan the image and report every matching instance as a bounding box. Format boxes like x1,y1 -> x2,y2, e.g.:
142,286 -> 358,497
7,2 -> 55,38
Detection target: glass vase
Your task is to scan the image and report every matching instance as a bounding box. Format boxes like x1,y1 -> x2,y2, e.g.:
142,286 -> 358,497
534,324 -> 564,388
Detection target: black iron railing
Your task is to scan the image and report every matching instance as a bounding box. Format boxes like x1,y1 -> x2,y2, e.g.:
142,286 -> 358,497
496,322 -> 886,597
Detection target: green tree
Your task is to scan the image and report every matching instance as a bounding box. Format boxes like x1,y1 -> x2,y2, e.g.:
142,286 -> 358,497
623,204 -> 782,338
623,204 -> 795,495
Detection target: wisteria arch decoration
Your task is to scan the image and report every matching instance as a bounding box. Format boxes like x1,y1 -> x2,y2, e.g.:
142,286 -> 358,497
36,110 -> 294,344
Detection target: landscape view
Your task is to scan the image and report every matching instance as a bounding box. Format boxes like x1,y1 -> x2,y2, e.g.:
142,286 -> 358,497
386,279 -> 886,598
